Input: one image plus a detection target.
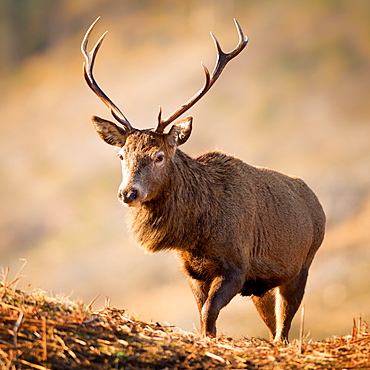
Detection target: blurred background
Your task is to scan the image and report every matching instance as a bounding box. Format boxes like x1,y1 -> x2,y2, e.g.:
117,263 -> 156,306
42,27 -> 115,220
1,0 -> 369,340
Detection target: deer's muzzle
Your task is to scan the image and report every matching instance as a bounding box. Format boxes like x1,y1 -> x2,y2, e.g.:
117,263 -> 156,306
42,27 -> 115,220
118,184 -> 147,207
121,189 -> 137,204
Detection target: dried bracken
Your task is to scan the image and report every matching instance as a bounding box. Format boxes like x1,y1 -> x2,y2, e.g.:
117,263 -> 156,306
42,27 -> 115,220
0,284 -> 369,369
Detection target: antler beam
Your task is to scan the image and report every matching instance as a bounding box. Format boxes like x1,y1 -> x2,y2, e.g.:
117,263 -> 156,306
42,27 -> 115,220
81,17 -> 133,131
155,19 -> 248,133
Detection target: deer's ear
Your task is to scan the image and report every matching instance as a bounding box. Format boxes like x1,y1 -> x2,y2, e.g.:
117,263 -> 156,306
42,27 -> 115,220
91,116 -> 129,147
167,117 -> 193,147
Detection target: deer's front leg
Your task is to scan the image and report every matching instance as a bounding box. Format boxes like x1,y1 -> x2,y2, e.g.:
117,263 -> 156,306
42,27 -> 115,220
188,279 -> 210,334
199,274 -> 244,337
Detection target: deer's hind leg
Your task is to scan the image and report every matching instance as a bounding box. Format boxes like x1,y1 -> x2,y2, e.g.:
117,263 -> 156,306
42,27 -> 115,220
252,289 -> 277,341
274,266 -> 309,342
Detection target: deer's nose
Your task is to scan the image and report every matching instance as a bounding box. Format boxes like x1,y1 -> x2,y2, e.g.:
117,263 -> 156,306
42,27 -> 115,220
119,189 -> 138,204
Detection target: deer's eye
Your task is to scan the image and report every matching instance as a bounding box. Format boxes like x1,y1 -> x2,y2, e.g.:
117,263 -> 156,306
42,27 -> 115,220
118,154 -> 124,161
155,154 -> 165,163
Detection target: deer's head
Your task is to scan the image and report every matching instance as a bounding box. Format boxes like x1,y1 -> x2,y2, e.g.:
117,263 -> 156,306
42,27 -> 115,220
81,18 -> 248,206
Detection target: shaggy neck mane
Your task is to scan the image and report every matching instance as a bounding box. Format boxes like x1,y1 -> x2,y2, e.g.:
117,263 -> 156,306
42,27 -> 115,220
128,150 -> 215,253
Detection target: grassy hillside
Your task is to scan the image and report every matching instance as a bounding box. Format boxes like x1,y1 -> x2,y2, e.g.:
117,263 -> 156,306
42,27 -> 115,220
1,283 -> 370,369
1,0 -> 370,340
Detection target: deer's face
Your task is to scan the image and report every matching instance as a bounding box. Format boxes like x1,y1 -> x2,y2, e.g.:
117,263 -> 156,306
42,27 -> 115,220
117,131 -> 172,207
91,116 -> 192,207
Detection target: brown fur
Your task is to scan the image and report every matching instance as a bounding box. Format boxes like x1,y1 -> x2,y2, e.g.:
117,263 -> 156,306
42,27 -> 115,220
90,115 -> 325,342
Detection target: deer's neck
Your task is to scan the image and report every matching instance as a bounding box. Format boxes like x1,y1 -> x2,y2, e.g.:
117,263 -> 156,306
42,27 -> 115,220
129,150 -> 215,253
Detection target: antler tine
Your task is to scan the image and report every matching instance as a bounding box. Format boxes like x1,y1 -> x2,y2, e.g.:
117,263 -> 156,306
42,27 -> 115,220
155,19 -> 248,134
81,17 -> 133,131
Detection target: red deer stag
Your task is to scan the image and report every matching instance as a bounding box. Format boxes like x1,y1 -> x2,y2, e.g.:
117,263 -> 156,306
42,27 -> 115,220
81,18 -> 325,342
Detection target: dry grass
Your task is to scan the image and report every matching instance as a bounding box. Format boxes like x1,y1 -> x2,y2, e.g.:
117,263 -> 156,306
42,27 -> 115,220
1,278 -> 369,370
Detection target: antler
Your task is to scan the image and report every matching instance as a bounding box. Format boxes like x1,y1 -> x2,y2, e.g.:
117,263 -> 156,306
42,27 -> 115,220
81,17 -> 133,131
155,19 -> 248,133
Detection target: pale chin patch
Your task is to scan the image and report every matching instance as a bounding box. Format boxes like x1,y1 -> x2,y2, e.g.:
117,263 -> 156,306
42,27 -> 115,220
121,199 -> 142,208
117,195 -> 142,208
